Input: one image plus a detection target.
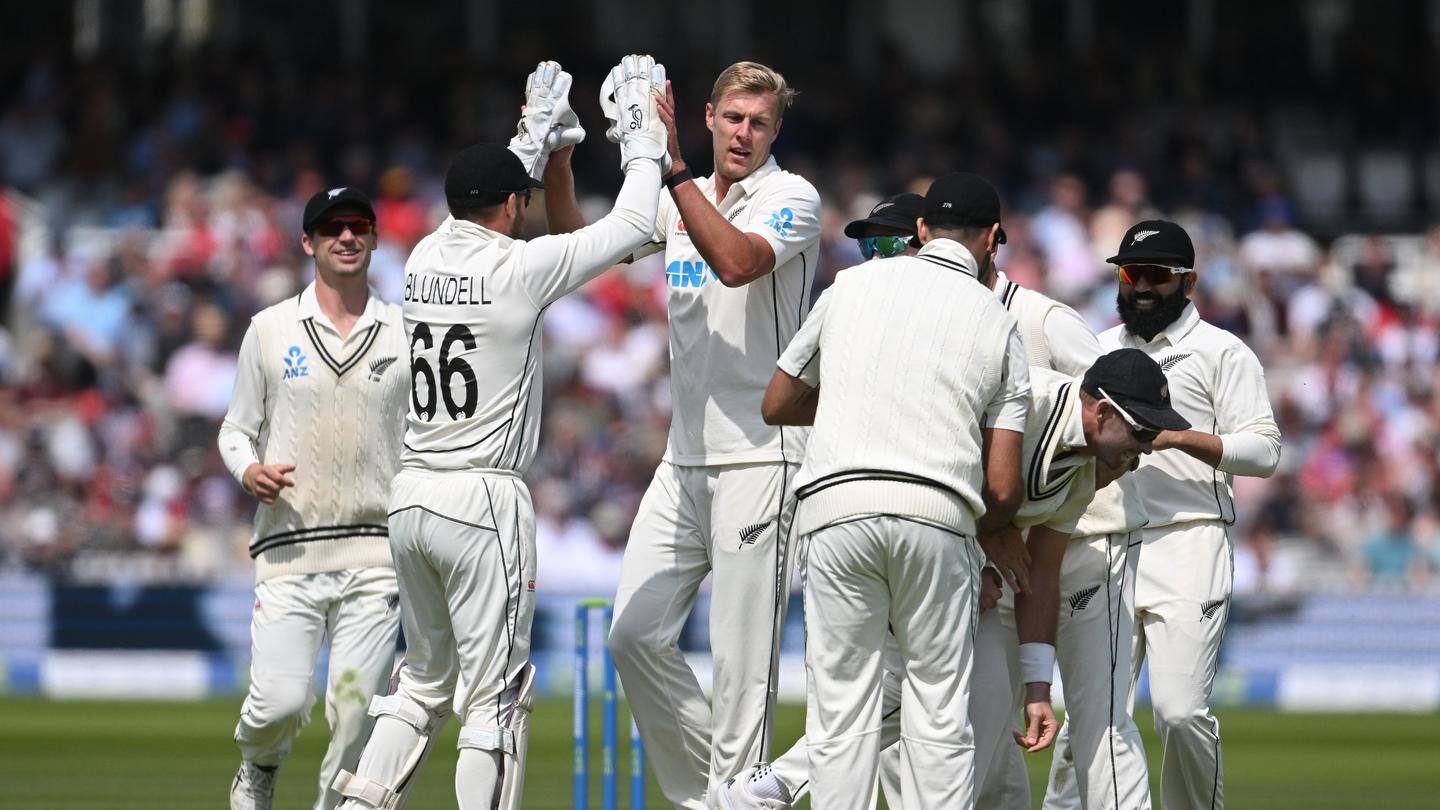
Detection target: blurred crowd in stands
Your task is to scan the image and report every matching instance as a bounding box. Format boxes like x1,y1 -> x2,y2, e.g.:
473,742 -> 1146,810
2,44 -> 1440,596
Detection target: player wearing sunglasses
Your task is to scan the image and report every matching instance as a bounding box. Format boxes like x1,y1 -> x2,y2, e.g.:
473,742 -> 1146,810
222,186 -> 410,810
1045,220 -> 1282,810
843,192 -> 923,260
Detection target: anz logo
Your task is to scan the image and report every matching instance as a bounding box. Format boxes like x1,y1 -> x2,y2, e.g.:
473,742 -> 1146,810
666,259 -> 718,288
282,345 -> 309,380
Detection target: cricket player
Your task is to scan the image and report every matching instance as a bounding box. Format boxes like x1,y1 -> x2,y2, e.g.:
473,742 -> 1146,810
606,61 -> 822,809
720,349 -> 1184,810
756,172 -> 1032,810
330,57 -> 667,810
1097,220 -> 1282,809
843,192 -> 924,259
221,187 -> 407,810
1040,470 -> 1153,810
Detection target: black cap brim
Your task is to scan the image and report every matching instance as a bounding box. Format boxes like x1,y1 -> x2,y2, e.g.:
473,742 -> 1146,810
1127,402 -> 1191,432
843,212 -> 917,239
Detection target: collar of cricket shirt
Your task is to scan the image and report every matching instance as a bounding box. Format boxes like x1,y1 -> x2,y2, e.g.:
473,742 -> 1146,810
1127,299 -> 1200,347
297,281 -> 389,339
727,155 -> 781,200
915,238 -> 980,278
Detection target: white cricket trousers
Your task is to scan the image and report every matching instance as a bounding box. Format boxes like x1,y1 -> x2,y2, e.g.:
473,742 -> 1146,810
235,567 -> 400,810
609,460 -> 797,810
803,516 -> 981,810
769,616 -> 1018,809
1134,520 -> 1230,810
346,468 -> 537,809
1042,531 -> 1151,810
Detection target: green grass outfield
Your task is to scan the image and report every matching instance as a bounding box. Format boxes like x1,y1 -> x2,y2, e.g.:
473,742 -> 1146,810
1,697 -> 1436,808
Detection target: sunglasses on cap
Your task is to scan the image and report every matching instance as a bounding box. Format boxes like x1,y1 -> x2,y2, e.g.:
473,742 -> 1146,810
858,234 -> 912,260
1116,264 -> 1192,287
1096,387 -> 1162,444
313,216 -> 375,238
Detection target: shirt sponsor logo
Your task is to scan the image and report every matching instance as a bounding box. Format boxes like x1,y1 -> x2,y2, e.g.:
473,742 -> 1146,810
666,259 -> 718,288
282,345 -> 310,379
766,207 -> 795,238
675,219 -> 687,235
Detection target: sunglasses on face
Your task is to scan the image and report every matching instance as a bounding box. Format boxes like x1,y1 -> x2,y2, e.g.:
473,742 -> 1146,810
858,234 -> 912,260
1116,264 -> 1191,287
1097,387 -> 1163,444
313,216 -> 375,238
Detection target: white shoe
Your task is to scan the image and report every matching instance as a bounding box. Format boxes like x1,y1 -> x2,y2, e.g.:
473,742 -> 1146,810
230,761 -> 277,810
715,763 -> 792,810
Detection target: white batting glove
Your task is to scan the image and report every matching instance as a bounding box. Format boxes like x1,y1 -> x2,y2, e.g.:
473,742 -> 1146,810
508,61 -> 583,181
599,55 -> 669,171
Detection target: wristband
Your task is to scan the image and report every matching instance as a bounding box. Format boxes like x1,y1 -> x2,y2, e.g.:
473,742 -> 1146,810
1018,642 -> 1056,684
664,166 -> 693,189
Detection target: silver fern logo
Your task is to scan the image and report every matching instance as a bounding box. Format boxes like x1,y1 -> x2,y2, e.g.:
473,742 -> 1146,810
738,521 -> 772,548
1068,585 -> 1100,616
1201,599 -> 1226,621
1160,353 -> 1192,371
1131,229 -> 1160,243
368,356 -> 398,382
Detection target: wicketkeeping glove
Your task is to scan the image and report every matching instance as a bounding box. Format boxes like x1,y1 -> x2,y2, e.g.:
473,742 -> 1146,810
598,54 -> 669,171
508,60 -> 584,182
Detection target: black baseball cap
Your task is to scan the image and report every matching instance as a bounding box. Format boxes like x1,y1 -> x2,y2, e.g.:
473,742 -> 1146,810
922,172 -> 1007,244
844,193 -> 925,239
302,186 -> 376,232
1081,349 -> 1191,432
445,143 -> 543,207
1106,220 -> 1194,268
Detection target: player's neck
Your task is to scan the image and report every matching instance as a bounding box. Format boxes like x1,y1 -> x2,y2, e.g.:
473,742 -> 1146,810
313,270 -> 370,339
711,172 -> 733,205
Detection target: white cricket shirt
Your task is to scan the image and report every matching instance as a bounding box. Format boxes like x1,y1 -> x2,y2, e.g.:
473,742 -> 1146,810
638,156 -> 821,466
1013,367 -> 1096,535
1100,302 -> 1282,528
400,160 -> 661,474
994,270 -> 1103,377
778,239 -> 1030,537
219,283 -> 409,582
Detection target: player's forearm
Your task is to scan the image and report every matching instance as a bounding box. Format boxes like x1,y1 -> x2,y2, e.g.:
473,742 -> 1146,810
1014,528 -> 1067,648
546,159 -> 662,294
218,420 -> 261,486
668,174 -> 771,286
1153,428 -> 1223,468
1217,428 -> 1282,477
762,370 -> 818,426
977,428 -> 1024,532
541,152 -> 585,235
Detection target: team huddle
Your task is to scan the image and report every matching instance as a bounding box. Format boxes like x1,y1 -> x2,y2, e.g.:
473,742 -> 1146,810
220,54 -> 1282,810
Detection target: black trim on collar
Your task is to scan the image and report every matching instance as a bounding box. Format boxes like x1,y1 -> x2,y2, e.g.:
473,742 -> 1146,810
301,318 -> 380,379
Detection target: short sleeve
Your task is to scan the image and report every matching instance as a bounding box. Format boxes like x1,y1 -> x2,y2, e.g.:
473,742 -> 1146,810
1044,305 -> 1104,378
984,325 -> 1031,433
777,286 -> 831,388
742,176 -> 822,272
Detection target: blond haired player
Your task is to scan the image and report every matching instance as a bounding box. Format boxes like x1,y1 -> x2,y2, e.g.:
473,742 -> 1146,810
331,57 -> 667,810
607,61 -> 822,809
221,187 -> 407,810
